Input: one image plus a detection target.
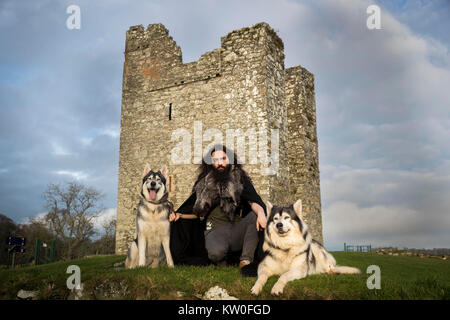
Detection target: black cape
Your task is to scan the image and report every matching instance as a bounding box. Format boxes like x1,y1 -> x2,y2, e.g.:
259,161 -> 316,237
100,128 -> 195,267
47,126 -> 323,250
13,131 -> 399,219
169,176 -> 267,268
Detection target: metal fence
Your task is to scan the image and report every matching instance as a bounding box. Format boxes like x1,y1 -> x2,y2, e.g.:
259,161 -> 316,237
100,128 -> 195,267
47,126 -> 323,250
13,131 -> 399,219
34,239 -> 56,265
344,243 -> 372,252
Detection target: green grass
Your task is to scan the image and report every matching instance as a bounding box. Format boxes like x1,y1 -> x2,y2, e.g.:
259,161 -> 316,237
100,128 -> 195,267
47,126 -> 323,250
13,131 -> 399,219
0,252 -> 449,300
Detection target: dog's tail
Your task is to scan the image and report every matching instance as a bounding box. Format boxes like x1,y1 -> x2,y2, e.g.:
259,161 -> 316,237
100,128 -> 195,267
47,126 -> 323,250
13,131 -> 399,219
329,265 -> 361,274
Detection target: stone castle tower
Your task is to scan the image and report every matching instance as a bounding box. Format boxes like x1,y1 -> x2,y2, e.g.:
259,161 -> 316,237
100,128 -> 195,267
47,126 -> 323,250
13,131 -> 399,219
115,22 -> 322,254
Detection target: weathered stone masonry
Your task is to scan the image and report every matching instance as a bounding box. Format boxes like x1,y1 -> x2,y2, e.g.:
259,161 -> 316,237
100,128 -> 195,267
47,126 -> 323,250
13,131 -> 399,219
116,22 -> 322,254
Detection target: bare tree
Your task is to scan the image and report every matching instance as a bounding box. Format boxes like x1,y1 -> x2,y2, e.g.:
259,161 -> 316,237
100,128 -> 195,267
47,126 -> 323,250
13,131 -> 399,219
42,181 -> 104,260
102,217 -> 116,240
101,217 -> 116,254
0,214 -> 19,265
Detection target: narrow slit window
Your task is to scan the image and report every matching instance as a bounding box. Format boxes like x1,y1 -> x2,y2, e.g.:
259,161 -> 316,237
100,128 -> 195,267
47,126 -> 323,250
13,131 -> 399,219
168,175 -> 175,192
169,103 -> 172,120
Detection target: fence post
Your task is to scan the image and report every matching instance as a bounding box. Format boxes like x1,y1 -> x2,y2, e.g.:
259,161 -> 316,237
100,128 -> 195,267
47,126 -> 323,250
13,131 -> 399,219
34,238 -> 41,265
344,243 -> 346,252
50,240 -> 56,263
11,251 -> 16,268
44,244 -> 48,262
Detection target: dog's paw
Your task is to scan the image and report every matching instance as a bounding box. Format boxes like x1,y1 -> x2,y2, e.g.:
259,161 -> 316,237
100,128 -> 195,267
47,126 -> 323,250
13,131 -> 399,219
270,283 -> 284,296
251,284 -> 262,296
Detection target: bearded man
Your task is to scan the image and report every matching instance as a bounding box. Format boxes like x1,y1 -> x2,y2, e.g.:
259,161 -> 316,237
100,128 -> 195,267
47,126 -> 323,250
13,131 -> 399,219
169,144 -> 267,269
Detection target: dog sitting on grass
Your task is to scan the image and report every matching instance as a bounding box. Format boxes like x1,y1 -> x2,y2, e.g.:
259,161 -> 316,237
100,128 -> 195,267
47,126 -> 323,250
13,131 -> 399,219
125,164 -> 174,269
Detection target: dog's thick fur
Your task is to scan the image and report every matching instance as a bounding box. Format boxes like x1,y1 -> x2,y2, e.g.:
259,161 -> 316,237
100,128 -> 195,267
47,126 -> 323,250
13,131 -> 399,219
251,199 -> 361,296
125,164 -> 174,269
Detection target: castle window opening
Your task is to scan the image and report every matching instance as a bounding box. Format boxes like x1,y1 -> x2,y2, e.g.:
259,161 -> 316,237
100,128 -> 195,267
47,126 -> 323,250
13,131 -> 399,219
168,175 -> 175,192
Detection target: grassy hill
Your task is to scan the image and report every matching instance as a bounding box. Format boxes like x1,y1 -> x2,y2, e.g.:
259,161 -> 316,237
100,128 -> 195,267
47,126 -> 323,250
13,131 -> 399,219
0,252 -> 448,300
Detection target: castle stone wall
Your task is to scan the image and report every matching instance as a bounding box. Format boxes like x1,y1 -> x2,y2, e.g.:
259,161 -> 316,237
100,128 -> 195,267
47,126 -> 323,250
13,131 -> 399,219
285,66 -> 323,244
116,22 -> 322,254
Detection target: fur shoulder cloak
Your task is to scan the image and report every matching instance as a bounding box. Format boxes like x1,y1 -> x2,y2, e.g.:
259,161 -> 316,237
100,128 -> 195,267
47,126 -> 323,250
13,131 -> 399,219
169,175 -> 267,267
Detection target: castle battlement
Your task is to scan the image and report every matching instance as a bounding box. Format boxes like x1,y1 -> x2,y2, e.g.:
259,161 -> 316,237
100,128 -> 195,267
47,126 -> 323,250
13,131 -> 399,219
116,22 -> 322,254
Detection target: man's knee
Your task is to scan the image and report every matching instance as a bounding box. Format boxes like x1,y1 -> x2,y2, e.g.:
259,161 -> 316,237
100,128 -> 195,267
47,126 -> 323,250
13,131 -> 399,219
206,244 -> 228,262
205,232 -> 229,262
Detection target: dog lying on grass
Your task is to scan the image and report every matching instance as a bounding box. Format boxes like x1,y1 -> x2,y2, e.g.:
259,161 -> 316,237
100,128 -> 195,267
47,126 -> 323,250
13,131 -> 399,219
251,199 -> 361,296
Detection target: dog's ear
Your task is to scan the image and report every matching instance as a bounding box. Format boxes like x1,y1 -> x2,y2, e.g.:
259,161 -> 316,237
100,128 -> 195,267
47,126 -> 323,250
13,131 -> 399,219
293,199 -> 302,218
143,163 -> 151,178
160,165 -> 168,180
266,201 -> 273,216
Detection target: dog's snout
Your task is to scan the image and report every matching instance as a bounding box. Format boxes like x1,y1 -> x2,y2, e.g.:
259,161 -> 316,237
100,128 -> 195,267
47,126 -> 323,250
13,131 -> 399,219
276,222 -> 283,229
150,181 -> 156,187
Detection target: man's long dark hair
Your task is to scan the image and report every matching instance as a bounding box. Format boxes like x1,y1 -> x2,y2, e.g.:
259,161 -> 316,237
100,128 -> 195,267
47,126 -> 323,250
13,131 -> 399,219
192,144 -> 251,192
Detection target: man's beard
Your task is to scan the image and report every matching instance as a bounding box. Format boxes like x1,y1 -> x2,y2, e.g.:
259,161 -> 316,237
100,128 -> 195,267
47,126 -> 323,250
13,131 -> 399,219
211,164 -> 232,183
193,163 -> 244,219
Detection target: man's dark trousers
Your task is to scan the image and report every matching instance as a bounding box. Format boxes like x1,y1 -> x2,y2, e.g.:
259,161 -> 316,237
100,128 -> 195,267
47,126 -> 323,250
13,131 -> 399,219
204,211 -> 259,263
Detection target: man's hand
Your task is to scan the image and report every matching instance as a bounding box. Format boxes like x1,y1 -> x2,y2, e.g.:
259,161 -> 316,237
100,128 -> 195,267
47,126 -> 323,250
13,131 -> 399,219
249,201 -> 267,231
169,212 -> 181,222
256,211 -> 267,231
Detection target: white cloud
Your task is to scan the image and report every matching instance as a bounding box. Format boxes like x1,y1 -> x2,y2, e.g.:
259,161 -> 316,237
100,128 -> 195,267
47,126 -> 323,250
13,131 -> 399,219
20,212 -> 47,225
91,208 -> 117,232
321,165 -> 450,249
323,200 -> 450,250
321,165 -> 450,209
54,170 -> 89,180
101,127 -> 120,138
80,137 -> 94,146
20,208 -> 117,236
51,141 -> 74,156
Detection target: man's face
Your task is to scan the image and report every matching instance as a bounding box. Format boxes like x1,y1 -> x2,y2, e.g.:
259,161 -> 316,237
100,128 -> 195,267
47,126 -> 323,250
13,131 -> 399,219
211,150 -> 229,171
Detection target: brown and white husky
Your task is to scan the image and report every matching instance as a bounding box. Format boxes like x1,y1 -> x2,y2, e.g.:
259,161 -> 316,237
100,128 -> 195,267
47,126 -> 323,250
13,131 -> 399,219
125,164 -> 174,269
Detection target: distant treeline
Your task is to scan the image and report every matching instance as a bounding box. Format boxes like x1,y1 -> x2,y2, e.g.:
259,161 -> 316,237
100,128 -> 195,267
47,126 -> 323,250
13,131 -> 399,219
375,246 -> 450,255
0,181 -> 116,266
0,213 -> 116,266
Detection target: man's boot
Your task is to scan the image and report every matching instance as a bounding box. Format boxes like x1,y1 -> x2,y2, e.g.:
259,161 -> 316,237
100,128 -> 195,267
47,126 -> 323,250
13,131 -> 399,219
239,260 -> 251,268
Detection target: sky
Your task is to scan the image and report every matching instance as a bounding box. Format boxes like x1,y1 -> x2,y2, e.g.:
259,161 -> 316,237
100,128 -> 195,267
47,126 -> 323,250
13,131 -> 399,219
0,0 -> 449,249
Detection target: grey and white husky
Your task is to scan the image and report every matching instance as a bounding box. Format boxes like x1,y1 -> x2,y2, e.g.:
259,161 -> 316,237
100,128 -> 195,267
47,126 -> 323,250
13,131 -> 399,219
125,164 -> 174,269
251,199 -> 360,296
